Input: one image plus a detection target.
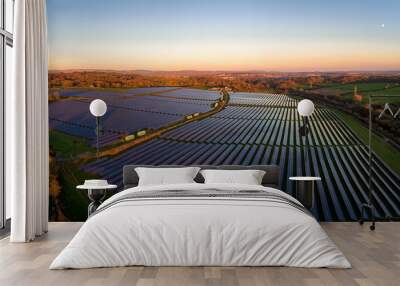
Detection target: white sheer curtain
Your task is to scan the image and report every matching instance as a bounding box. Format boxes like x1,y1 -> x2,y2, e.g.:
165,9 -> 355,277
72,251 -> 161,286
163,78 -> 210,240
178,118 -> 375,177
7,0 -> 49,242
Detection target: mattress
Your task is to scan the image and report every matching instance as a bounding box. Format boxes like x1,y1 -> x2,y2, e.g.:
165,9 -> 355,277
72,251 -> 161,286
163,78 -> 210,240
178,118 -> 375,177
50,183 -> 351,269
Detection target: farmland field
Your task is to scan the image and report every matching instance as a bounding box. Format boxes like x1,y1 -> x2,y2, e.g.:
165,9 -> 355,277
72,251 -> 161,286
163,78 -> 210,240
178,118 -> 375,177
318,82 -> 397,91
50,87 -> 400,221
334,111 -> 400,175
311,82 -> 400,99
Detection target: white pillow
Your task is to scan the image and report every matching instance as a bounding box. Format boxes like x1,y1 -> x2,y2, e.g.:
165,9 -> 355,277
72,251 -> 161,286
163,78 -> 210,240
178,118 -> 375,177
135,167 -> 200,186
200,169 -> 266,185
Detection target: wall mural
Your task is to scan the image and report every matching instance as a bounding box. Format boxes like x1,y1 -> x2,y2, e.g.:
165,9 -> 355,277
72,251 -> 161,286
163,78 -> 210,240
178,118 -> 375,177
47,0 -> 400,222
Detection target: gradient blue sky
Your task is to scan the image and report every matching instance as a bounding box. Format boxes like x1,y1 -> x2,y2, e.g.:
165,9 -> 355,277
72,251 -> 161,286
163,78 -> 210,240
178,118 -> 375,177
47,0 -> 400,71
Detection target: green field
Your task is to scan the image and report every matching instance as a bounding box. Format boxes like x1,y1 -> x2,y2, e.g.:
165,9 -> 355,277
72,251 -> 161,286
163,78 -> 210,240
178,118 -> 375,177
312,82 -> 400,104
334,110 -> 400,176
49,130 -> 98,221
363,86 -> 400,96
49,130 -> 93,158
324,82 -> 395,91
58,163 -> 92,221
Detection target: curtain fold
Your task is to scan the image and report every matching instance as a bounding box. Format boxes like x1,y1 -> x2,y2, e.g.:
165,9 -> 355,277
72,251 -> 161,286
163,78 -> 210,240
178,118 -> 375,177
8,0 -> 49,242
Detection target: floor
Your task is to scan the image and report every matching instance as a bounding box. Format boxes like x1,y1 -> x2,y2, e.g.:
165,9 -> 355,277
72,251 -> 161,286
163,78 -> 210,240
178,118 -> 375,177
0,222 -> 399,286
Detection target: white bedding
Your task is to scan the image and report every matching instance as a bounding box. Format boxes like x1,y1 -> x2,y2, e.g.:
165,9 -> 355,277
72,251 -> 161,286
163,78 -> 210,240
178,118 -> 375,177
50,183 -> 351,269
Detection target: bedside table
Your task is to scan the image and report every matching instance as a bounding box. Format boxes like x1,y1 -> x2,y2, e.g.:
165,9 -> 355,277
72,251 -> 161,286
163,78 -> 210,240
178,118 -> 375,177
77,181 -> 117,217
289,177 -> 321,209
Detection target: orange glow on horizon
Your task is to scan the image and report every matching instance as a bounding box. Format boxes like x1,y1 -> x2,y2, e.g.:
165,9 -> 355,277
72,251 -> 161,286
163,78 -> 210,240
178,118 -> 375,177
49,39 -> 400,71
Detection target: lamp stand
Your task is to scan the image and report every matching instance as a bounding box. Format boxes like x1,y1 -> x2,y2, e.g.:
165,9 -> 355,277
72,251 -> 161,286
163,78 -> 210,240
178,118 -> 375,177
96,116 -> 100,160
305,117 -> 309,174
359,96 -> 375,230
300,117 -> 310,175
359,94 -> 400,230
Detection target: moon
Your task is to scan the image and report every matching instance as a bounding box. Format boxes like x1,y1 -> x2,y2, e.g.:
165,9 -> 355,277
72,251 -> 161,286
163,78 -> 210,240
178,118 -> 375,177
381,23 -> 385,28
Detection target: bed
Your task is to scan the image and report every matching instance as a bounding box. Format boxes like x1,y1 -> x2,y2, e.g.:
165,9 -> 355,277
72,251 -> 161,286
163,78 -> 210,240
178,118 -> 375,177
50,165 -> 351,269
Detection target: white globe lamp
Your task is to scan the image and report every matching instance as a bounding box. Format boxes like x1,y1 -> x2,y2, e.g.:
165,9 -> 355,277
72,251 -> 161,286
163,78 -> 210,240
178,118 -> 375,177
89,99 -> 107,160
90,99 -> 107,117
297,99 -> 315,117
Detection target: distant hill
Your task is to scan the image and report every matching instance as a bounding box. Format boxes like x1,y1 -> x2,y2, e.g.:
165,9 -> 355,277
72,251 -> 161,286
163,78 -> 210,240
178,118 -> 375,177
48,69 -> 400,78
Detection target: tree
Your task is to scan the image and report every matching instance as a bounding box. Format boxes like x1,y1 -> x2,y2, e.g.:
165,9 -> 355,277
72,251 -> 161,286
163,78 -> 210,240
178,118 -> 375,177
306,76 -> 324,88
277,80 -> 298,93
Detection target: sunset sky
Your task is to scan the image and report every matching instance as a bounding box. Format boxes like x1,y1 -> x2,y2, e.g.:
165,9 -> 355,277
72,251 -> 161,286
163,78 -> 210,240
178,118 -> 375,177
47,0 -> 400,71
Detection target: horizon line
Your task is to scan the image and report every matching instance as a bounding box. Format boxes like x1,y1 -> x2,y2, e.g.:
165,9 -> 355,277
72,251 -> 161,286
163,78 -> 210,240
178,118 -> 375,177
48,68 -> 400,73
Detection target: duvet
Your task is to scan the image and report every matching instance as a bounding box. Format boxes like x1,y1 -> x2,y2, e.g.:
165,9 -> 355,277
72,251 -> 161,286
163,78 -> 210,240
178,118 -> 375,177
50,183 -> 351,269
